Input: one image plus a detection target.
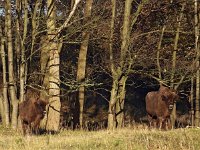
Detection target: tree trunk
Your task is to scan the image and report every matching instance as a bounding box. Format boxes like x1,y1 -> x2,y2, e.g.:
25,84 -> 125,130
39,35 -> 50,129
108,79 -> 118,129
170,2 -> 185,128
6,0 -> 18,129
190,76 -> 194,127
76,0 -> 93,129
15,0 -> 21,90
116,76 -> 127,128
0,94 -> 4,125
108,0 -> 134,129
157,26 -> 166,84
19,0 -> 28,102
40,35 -> 50,100
107,0 -> 116,129
46,0 -> 61,131
0,29 -> 5,125
30,0 -> 42,63
194,0 -> 200,127
0,26 -> 10,126
115,0 -> 132,128
120,0 -> 132,68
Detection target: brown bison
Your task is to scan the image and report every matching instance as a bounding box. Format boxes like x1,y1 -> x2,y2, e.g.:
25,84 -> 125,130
19,97 -> 48,135
145,85 -> 179,129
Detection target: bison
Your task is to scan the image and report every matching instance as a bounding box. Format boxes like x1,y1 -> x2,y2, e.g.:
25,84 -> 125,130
145,85 -> 179,130
19,97 -> 48,135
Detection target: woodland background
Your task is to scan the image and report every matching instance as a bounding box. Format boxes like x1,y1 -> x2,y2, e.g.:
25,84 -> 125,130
0,0 -> 199,131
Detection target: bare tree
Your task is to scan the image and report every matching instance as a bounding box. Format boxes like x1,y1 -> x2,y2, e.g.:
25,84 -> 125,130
19,0 -> 29,103
40,35 -> 50,100
190,76 -> 194,126
170,2 -> 185,128
115,0 -> 133,128
77,0 -> 93,129
5,0 -> 18,129
46,0 -> 61,131
156,26 -> 166,84
108,0 -> 145,129
30,0 -> 42,62
0,25 -> 10,126
108,0 -> 117,129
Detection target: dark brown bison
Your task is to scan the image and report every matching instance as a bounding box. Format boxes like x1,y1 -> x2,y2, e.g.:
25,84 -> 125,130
19,97 -> 48,135
145,85 -> 179,129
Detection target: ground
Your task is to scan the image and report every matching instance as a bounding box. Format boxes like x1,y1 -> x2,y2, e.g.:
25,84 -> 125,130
0,125 -> 199,150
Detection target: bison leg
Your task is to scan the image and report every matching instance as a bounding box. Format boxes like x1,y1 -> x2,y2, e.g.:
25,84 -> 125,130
158,117 -> 164,130
33,123 -> 40,135
21,120 -> 28,135
153,118 -> 157,128
166,118 -> 172,130
161,119 -> 167,130
33,115 -> 42,134
160,118 -> 171,130
22,121 -> 32,135
27,123 -> 33,135
147,114 -> 153,128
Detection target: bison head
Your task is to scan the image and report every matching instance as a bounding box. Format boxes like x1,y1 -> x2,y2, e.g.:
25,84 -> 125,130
34,98 -> 48,115
161,89 -> 179,110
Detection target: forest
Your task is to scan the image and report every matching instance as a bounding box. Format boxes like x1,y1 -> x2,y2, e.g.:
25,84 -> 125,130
0,0 -> 199,133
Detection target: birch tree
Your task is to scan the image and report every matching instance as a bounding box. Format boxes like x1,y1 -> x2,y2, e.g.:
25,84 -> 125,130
46,0 -> 61,131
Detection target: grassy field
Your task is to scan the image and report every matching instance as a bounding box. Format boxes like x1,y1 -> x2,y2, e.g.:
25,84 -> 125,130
0,126 -> 200,150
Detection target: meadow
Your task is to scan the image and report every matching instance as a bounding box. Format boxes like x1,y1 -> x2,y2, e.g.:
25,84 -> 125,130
0,125 -> 200,150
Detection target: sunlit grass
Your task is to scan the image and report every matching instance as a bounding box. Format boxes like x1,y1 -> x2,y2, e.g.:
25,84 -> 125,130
0,125 -> 199,150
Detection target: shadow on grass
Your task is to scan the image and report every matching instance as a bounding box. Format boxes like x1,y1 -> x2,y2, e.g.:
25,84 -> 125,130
37,128 -> 60,135
20,128 -> 60,136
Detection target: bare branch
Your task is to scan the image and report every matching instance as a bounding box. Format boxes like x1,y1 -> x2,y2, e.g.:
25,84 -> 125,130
56,0 -> 81,35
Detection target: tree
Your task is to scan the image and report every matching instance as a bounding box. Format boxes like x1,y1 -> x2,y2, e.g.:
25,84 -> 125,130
114,0 -> 132,128
46,0 -> 61,131
0,0 -> 198,131
194,0 -> 200,127
5,0 -> 18,129
170,2 -> 185,128
77,0 -> 93,129
108,0 -> 145,129
18,0 -> 28,103
0,24 -> 10,126
108,0 -> 117,129
40,35 -> 50,101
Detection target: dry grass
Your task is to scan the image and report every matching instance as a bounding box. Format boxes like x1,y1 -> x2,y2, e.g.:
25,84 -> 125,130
0,125 -> 199,150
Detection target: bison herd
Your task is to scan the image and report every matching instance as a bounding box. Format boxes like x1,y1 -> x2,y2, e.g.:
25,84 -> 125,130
18,85 -> 190,135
